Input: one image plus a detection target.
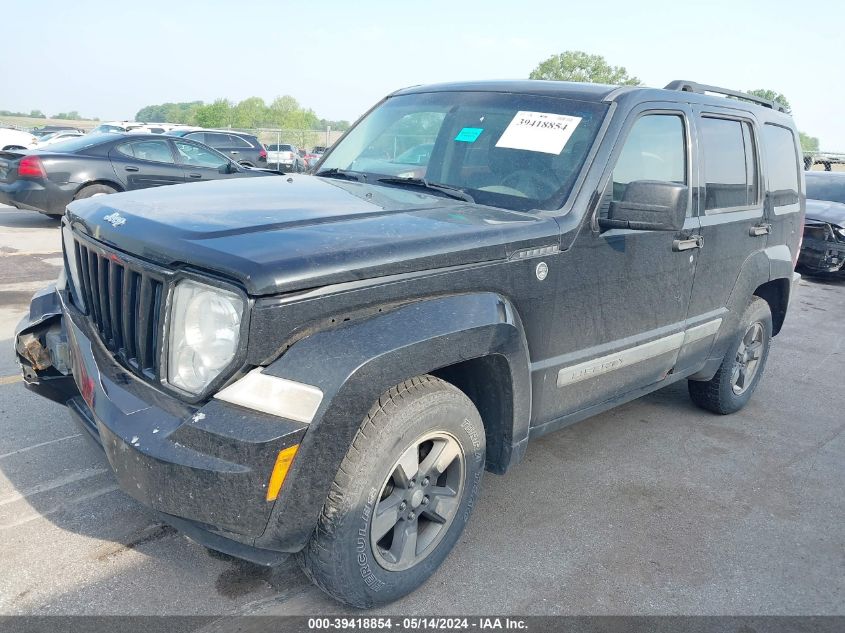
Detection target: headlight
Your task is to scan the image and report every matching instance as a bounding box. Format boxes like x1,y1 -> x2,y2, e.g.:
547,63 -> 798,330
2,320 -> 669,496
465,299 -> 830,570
834,226 -> 845,240
61,224 -> 85,310
167,279 -> 244,394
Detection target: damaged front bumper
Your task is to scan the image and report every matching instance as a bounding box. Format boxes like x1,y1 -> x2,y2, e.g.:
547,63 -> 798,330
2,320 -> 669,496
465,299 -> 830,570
798,223 -> 845,274
14,284 -> 308,564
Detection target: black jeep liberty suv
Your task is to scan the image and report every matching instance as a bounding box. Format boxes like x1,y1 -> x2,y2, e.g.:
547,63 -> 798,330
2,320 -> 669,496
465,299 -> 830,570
16,80 -> 804,607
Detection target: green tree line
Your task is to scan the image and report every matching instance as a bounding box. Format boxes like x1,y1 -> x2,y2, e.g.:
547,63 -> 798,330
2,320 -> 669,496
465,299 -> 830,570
135,96 -> 350,132
0,108 -> 98,120
529,51 -> 824,150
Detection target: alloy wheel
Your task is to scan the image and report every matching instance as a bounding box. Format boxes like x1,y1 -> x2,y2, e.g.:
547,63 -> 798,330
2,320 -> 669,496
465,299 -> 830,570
370,431 -> 465,572
731,321 -> 764,395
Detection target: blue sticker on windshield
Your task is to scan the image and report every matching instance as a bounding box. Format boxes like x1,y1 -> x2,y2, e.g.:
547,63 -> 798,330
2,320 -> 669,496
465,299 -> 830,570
454,127 -> 483,143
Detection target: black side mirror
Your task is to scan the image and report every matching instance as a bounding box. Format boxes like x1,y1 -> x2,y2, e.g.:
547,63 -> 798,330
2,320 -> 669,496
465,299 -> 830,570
221,162 -> 239,174
598,180 -> 688,231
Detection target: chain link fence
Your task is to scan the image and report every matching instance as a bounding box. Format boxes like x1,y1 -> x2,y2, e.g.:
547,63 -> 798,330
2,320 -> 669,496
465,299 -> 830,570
230,127 -> 346,152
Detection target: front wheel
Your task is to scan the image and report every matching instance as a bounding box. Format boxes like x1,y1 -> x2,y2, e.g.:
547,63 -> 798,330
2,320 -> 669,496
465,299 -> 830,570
297,376 -> 485,608
688,296 -> 772,414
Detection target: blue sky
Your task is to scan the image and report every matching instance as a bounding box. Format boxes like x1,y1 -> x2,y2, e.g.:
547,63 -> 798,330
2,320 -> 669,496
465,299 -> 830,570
5,0 -> 843,147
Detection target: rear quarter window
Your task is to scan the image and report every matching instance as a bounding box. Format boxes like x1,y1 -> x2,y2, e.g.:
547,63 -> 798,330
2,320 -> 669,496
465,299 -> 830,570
762,124 -> 801,207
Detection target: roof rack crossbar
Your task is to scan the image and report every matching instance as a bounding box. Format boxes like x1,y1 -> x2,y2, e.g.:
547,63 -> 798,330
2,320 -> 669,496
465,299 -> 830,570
663,80 -> 787,113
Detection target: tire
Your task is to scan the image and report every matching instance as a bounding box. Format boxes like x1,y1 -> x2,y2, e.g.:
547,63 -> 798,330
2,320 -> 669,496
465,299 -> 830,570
74,184 -> 117,200
297,375 -> 485,608
688,296 -> 772,414
824,162 -> 832,172
804,156 -> 813,171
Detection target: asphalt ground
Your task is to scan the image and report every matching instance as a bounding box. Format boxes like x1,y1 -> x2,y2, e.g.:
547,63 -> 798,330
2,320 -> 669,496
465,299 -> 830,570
0,204 -> 842,619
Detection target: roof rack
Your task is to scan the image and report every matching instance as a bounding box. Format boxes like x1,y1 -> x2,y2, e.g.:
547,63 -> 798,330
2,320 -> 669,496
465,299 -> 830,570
663,80 -> 788,113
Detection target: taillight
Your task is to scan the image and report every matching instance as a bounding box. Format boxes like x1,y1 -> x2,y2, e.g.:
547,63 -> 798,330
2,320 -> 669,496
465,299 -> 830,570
18,156 -> 46,178
259,148 -> 267,159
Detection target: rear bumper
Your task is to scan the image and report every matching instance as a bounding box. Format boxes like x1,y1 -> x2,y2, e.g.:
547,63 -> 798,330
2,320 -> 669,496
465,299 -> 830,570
0,179 -> 75,215
15,286 -> 309,558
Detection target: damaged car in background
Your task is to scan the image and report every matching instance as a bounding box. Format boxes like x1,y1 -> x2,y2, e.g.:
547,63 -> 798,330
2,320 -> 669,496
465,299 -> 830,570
798,171 -> 845,274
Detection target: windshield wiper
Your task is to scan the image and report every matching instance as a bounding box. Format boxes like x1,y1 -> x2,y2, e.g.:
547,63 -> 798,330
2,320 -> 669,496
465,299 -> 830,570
315,168 -> 366,182
375,177 -> 475,203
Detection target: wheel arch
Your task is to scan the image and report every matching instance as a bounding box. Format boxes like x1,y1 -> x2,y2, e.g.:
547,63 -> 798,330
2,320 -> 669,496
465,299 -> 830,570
73,179 -> 124,198
432,354 -> 517,475
253,292 -> 531,551
753,277 -> 790,336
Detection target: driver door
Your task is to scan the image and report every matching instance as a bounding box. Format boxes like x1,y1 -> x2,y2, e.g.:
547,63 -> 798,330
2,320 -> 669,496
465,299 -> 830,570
531,105 -> 702,426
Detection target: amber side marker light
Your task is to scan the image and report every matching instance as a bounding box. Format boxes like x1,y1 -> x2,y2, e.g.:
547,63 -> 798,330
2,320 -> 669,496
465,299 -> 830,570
266,444 -> 299,501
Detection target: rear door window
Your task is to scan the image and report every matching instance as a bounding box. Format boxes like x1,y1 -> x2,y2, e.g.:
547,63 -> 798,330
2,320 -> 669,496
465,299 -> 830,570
115,139 -> 175,163
700,117 -> 759,212
204,133 -> 232,148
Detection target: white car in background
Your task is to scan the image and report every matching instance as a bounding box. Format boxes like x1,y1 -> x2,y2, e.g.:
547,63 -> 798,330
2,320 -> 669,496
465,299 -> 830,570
0,127 -> 38,150
88,121 -> 179,135
266,143 -> 304,171
33,130 -> 84,147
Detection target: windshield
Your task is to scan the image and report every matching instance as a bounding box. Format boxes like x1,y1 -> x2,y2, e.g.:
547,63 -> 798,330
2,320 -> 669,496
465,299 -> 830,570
318,91 -> 608,211
806,174 -> 845,204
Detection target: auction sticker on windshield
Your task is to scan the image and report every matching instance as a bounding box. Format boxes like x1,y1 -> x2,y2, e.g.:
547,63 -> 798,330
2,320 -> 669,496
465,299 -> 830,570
495,111 -> 582,154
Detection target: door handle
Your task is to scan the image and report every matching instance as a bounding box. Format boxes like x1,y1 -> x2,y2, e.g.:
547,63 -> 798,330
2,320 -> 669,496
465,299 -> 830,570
672,235 -> 704,251
749,223 -> 771,236
124,166 -> 139,172
230,151 -> 239,155
188,173 -> 202,179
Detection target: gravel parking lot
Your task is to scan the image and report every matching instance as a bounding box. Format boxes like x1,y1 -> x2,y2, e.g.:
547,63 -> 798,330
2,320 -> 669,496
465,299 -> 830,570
0,203 -> 842,619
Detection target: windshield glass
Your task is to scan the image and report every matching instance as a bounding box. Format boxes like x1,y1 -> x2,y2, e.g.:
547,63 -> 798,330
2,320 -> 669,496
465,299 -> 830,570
319,91 -> 608,211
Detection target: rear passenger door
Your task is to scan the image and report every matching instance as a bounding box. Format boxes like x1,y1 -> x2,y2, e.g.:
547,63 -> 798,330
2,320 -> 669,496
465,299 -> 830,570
685,108 -> 766,332
109,139 -> 185,190
225,134 -> 258,164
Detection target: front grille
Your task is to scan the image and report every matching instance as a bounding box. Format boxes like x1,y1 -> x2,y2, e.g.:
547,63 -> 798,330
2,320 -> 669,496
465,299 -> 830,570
71,238 -> 166,380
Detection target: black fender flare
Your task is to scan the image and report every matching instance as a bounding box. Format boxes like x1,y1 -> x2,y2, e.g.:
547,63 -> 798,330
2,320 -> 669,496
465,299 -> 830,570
254,292 -> 531,551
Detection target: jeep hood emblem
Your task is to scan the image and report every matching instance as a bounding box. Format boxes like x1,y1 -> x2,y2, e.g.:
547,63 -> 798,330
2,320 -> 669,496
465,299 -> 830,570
104,212 -> 126,227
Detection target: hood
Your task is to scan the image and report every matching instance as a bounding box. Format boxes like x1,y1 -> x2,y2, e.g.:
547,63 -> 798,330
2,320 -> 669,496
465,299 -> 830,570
66,175 -> 559,295
806,199 -> 845,227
